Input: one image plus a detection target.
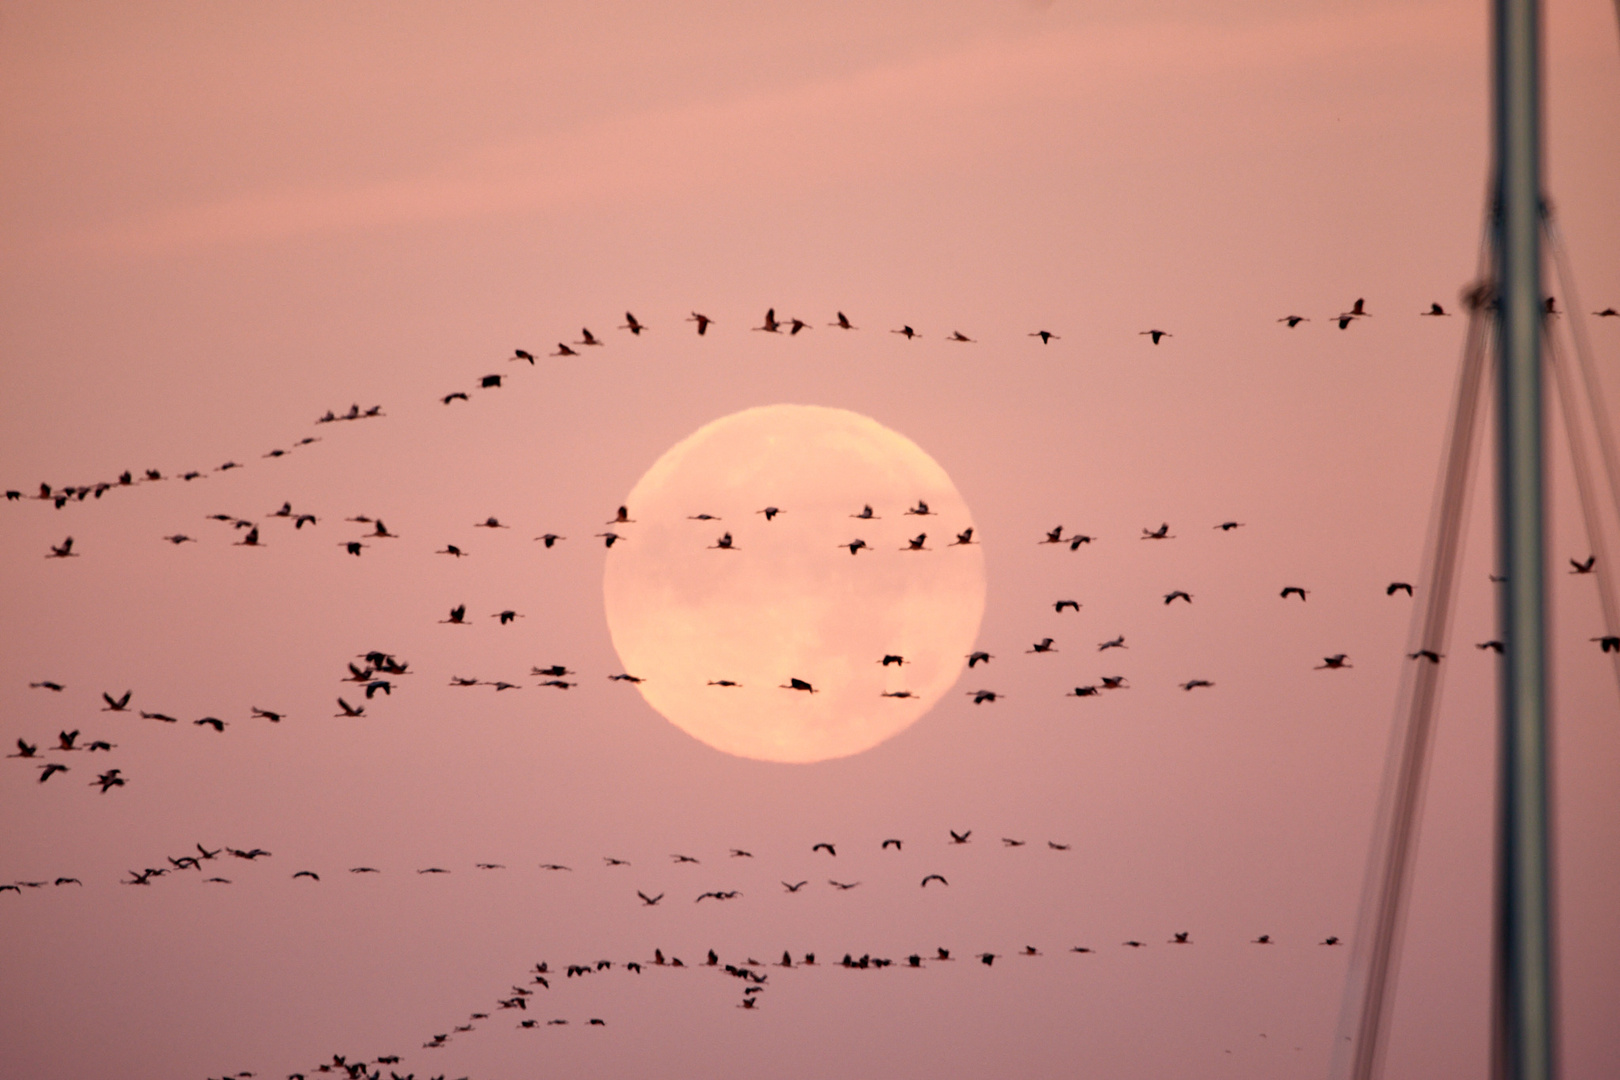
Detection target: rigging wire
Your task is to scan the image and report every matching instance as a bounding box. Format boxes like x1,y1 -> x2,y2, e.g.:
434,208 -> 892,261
1330,238 -> 1495,1080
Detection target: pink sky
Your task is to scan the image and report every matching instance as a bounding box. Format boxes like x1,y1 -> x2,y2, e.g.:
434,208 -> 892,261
2,2 -> 1618,1077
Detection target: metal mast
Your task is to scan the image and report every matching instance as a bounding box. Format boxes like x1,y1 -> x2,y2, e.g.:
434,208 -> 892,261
1492,0 -> 1556,1076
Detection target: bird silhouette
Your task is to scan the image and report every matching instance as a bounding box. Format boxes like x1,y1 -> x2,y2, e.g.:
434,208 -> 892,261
1140,330 -> 1172,344
754,308 -> 783,333
438,544 -> 467,557
1069,534 -> 1093,549
335,698 -> 364,717
8,739 -> 37,758
1067,686 -> 1100,697
947,331 -> 974,343
637,891 -> 663,906
1029,330 -> 1060,343
1280,586 -> 1309,601
830,312 -> 856,329
828,880 -> 860,890
1317,654 -> 1352,669
1591,636 -> 1620,653
1040,525 -> 1065,544
967,689 -> 999,704
966,651 -> 993,667
102,690 -> 132,712
841,538 -> 869,555
1049,841 -> 1071,850
92,768 -> 125,792
1098,635 -> 1127,651
595,532 -> 621,547
812,842 -> 836,857
882,838 -> 903,851
1142,523 -> 1172,539
1387,581 -> 1415,596
551,343 -> 578,357
492,610 -> 523,625
757,506 -> 781,520
788,318 -> 812,334
782,678 -> 816,693
1571,555 -> 1596,574
1422,302 -> 1451,316
949,830 -> 971,844
892,325 -> 918,339
535,533 -> 566,547
1409,650 -> 1442,664
1002,838 -> 1026,847
1054,599 -> 1080,613
161,534 -> 196,544
1478,640 -> 1506,653
687,312 -> 714,335
575,328 -> 603,347
852,504 -> 879,519
782,880 -> 808,892
709,532 -> 736,550
901,534 -> 929,551
194,717 -> 225,732
1215,521 -> 1244,531
1100,676 -> 1128,689
442,605 -> 468,625
880,654 -> 907,667
609,506 -> 635,524
1278,315 -> 1309,327
950,528 -> 976,545
1171,932 -> 1191,944
1028,638 -> 1057,653
921,874 -> 948,887
620,312 -> 646,335
1180,679 -> 1215,690
292,870 -> 319,881
1164,590 -> 1192,604
46,537 -> 77,558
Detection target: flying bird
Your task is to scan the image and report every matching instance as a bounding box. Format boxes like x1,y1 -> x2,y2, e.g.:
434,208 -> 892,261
812,843 -> 836,857
102,690 -> 132,712
161,534 -> 196,544
1215,521 -> 1244,531
621,312 -> 646,335
1054,600 -> 1080,613
535,533 -> 565,547
1067,686 -> 1100,697
892,325 -> 918,339
1027,638 -> 1057,653
950,528 -> 976,545
1069,534 -> 1093,550
194,717 -> 225,732
1141,523 -> 1172,539
1478,640 -> 1506,653
950,829 -> 971,844
335,698 -> 364,717
947,331 -> 974,342
1317,654 -> 1352,669
757,506 -> 781,520
1029,330 -> 1059,343
1422,302 -> 1451,316
1409,649 -> 1443,664
46,537 -> 77,558
782,678 -> 816,693
1278,315 -> 1309,327
1591,636 -> 1620,653
1387,581 -> 1415,595
830,312 -> 856,329
828,880 -> 860,890
882,838 -> 903,851
1280,586 -> 1310,601
687,312 -> 714,335
1140,330 -> 1171,344
852,504 -> 878,519
442,605 -> 468,625
1571,555 -> 1596,574
782,880 -> 808,892
92,768 -> 125,792
1180,679 -> 1215,690
551,343 -> 578,357
1098,635 -> 1127,651
575,328 -> 603,346
921,874 -> 948,887
637,891 -> 664,906
967,689 -> 999,704
901,534 -> 929,551
788,318 -> 811,334
709,532 -> 736,550
754,308 -> 783,333
1164,590 -> 1192,604
966,651 -> 993,667
438,544 -> 466,557
293,870 -> 320,881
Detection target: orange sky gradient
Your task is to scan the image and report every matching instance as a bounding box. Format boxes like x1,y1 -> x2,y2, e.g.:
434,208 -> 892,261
2,3 -> 1618,1078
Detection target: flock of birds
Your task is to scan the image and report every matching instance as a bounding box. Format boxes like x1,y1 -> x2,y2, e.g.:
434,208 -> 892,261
10,825 -> 1350,1080
7,296 -> 1618,1080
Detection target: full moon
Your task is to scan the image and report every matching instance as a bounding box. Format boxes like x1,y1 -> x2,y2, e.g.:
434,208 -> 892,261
603,405 -> 987,763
